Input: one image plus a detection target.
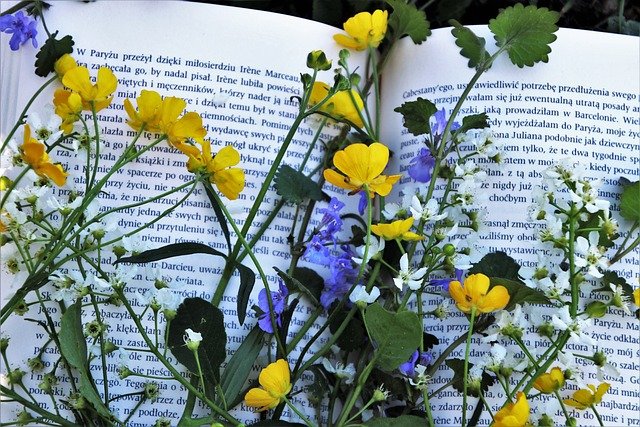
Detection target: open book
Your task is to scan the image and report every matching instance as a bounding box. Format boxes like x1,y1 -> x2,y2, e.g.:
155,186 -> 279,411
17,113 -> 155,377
1,1 -> 638,425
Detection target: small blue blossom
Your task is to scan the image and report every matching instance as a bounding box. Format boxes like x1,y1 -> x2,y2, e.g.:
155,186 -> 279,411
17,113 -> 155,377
304,234 -> 332,266
399,350 -> 434,377
318,197 -> 345,244
257,280 -> 288,334
408,148 -> 435,183
432,108 -> 460,138
0,11 -> 38,51
320,246 -> 358,309
357,191 -> 367,215
429,268 -> 464,292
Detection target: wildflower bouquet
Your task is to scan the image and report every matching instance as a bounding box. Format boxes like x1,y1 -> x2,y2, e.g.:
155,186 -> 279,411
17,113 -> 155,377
1,1 -> 639,427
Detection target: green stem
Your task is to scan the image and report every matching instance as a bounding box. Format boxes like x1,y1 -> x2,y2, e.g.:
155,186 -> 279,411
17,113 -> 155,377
461,307 -> 476,427
591,404 -> 604,426
283,396 -> 314,427
335,356 -> 377,426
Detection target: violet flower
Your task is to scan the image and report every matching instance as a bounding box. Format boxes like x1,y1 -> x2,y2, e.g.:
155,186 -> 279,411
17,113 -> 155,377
0,11 -> 38,51
257,280 -> 288,334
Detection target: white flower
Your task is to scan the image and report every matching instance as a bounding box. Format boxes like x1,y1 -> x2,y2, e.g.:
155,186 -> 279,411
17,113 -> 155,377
382,202 -> 403,220
454,159 -> 487,182
536,269 -> 571,300
349,285 -> 380,305
569,180 -> 610,214
551,306 -> 594,346
112,348 -> 130,368
184,328 -> 202,351
154,288 -> 181,312
483,304 -> 528,341
574,231 -> 607,278
321,359 -> 356,385
27,110 -> 63,144
121,235 -> 150,255
557,351 -> 587,388
47,194 -> 83,215
393,254 -> 427,291
409,364 -> 430,390
409,196 -> 446,223
352,237 -> 385,265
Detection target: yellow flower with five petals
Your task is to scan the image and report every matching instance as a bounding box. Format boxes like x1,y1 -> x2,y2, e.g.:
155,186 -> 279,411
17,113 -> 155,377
53,89 -> 82,134
155,96 -> 206,146
449,273 -> 509,314
62,66 -> 117,112
244,359 -> 292,411
563,383 -> 610,410
309,82 -> 364,128
20,125 -> 68,186
492,392 -> 529,427
124,90 -> 163,132
371,217 -> 423,241
323,142 -> 400,198
333,10 -> 388,51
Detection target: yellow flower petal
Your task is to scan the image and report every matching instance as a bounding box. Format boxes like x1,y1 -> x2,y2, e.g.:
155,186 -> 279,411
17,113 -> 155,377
62,66 -> 117,111
20,125 -> 67,186
309,82 -> 364,128
54,54 -> 77,79
244,359 -> 291,412
492,392 -> 529,427
533,367 -> 565,394
244,387 -> 279,411
449,273 -> 510,314
334,10 -> 388,50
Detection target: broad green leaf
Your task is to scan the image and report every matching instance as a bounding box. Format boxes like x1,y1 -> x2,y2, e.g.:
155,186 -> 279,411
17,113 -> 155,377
275,267 -> 323,306
386,0 -> 431,44
489,4 -> 559,68
620,180 -> 640,222
34,32 -> 74,77
469,251 -> 521,281
364,303 -> 422,371
445,358 -> 495,397
168,298 -> 226,382
450,21 -> 487,69
490,277 -> 551,311
366,415 -> 427,426
220,326 -> 264,406
329,305 -> 366,352
456,113 -> 489,134
203,182 -> 231,253
393,97 -> 438,136
274,165 -> 323,205
59,303 -> 113,420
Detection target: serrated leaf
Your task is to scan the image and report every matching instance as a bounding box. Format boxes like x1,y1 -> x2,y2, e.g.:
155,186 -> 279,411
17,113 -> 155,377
450,21 -> 487,69
489,4 -> 559,68
364,303 -> 422,371
34,31 -> 74,77
275,165 -> 323,205
275,267 -> 323,306
393,97 -> 437,136
386,0 -> 431,44
220,325 -> 265,406
620,180 -> 640,222
469,251 -> 521,281
168,298 -> 226,383
457,113 -> 489,134
445,358 -> 495,397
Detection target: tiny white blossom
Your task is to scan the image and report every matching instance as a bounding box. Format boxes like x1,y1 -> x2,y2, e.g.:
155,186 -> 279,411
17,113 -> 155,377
27,110 -> 63,144
409,196 -> 447,223
551,306 -> 594,346
184,328 -> 202,351
409,364 -> 430,390
352,237 -> 385,265
349,285 -> 380,305
574,231 -> 607,278
393,254 -> 427,291
321,359 -> 356,385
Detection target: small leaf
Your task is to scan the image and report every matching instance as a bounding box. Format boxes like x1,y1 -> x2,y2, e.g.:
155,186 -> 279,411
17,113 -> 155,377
469,251 -> 520,281
220,325 -> 265,406
168,298 -> 226,382
34,31 -> 74,77
366,415 -> 427,426
116,242 -> 225,264
235,262 -> 256,325
489,4 -> 560,68
386,0 -> 431,44
204,182 -> 231,253
275,267 -> 323,306
275,165 -> 323,205
364,303 -> 422,371
393,97 -> 437,136
445,358 -> 495,397
450,21 -> 487,69
620,180 -> 640,222
491,277 -> 551,311
456,113 -> 489,134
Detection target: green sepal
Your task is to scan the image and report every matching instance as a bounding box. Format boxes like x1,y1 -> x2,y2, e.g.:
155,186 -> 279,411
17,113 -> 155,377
450,20 -> 488,69
393,97 -> 437,136
386,0 -> 431,44
34,31 -> 74,77
274,165 -> 323,205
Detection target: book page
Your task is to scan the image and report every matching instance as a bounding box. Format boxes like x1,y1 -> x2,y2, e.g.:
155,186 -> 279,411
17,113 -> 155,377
0,1 -> 365,424
381,27 -> 639,425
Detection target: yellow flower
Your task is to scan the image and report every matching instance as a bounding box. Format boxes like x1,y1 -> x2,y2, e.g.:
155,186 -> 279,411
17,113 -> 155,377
533,367 -> 565,394
54,54 -> 77,79
244,359 -> 292,411
124,90 -> 163,132
177,141 -> 244,200
53,89 -> 83,134
62,66 -> 117,112
492,392 -> 529,427
449,273 -> 509,314
333,10 -> 388,51
563,383 -> 610,410
633,288 -> 639,307
309,82 -> 364,128
20,125 -> 68,186
371,217 -> 423,241
323,142 -> 400,198
156,96 -> 206,146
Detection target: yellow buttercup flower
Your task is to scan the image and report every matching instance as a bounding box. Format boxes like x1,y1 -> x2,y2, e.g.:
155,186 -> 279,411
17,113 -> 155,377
492,392 -> 529,427
20,125 -> 68,186
309,82 -> 364,128
533,367 -> 565,394
323,142 -> 400,198
563,383 -> 610,410
449,273 -> 509,314
333,10 -> 388,51
244,359 -> 292,411
633,288 -> 639,307
62,66 -> 117,112
54,54 -> 77,80
124,90 -> 163,132
155,96 -> 206,146
371,217 -> 423,241
53,89 -> 83,134
177,141 -> 244,200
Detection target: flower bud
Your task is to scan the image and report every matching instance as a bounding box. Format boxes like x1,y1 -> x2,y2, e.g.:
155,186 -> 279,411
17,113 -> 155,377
8,368 -> 25,385
593,351 -> 607,368
68,393 -> 87,410
154,418 -> 171,427
39,373 -> 58,393
566,417 -> 577,426
16,409 -> 33,426
144,382 -> 160,401
442,243 -> 456,257
538,414 -> 554,426
27,356 -> 44,372
306,50 -> 332,71
0,176 -> 12,190
0,337 -> 9,352
585,301 -> 607,318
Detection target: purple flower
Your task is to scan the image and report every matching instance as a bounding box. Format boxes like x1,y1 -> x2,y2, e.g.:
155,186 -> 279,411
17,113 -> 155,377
358,191 -> 367,215
407,148 -> 435,183
429,269 -> 464,292
320,246 -> 358,309
257,280 -> 288,333
304,234 -> 332,266
0,11 -> 38,51
399,350 -> 434,377
318,197 -> 345,244
433,108 -> 460,137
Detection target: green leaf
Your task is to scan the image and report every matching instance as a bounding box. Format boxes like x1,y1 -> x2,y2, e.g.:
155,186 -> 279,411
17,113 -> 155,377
489,4 -> 559,68
491,277 -> 551,311
469,251 -> 521,281
204,182 -> 231,254
275,267 -> 323,306
168,298 -> 226,382
450,21 -> 487,69
393,97 -> 438,136
306,364 -> 330,402
329,307 -> 366,352
220,325 -> 265,406
456,113 -> 489,134
386,0 -> 431,44
445,358 -> 494,397
275,165 -> 323,205
34,31 -> 74,77
235,262 -> 256,326
366,415 -> 427,426
620,180 -> 640,222
59,303 -> 113,420
364,303 -> 422,371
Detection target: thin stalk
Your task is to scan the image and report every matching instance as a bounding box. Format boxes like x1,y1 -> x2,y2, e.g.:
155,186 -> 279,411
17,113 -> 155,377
461,307 -> 477,427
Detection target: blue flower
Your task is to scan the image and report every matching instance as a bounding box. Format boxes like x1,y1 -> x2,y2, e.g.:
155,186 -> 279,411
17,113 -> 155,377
304,234 -> 332,266
257,281 -> 288,334
399,350 -> 434,377
320,246 -> 358,309
318,197 -> 345,244
432,108 -> 460,137
0,11 -> 38,51
429,268 -> 464,292
407,148 -> 435,183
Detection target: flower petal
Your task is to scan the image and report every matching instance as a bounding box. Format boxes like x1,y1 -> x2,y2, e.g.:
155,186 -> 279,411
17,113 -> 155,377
244,387 -> 278,411
259,359 -> 291,396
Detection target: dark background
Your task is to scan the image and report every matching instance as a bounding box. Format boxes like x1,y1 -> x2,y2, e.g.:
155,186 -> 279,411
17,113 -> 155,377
193,0 -> 639,34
